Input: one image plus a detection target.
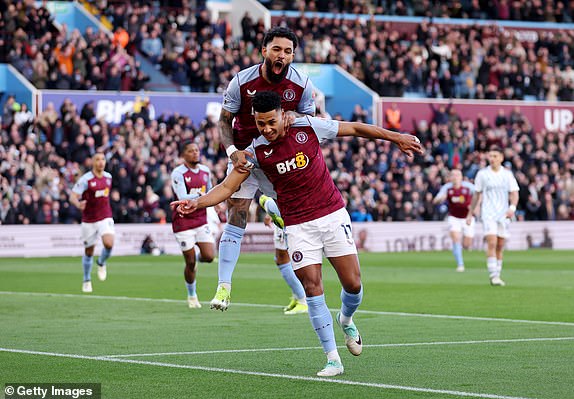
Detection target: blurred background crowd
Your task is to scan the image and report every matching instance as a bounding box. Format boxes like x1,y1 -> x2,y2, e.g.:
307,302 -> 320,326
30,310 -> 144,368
0,0 -> 573,225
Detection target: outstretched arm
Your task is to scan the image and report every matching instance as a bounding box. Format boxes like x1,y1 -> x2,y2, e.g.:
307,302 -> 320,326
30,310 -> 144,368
171,169 -> 250,214
337,122 -> 424,157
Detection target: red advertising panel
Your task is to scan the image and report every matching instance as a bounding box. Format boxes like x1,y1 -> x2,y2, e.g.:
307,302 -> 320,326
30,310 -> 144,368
379,98 -> 574,133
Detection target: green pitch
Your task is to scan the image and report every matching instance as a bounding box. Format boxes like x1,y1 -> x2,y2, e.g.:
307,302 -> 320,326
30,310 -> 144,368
1,250 -> 573,399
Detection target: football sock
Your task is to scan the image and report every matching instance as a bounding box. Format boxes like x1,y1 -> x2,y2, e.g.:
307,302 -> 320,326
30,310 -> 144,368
218,224 -> 245,285
98,247 -> 112,266
452,242 -> 464,266
497,259 -> 503,275
326,350 -> 341,363
307,294 -> 336,353
340,285 -> 363,325
82,255 -> 93,281
487,257 -> 498,278
277,262 -> 306,301
186,281 -> 197,297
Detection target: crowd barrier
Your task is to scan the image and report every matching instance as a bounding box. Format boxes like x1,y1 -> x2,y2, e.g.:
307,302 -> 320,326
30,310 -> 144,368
1,221 -> 572,257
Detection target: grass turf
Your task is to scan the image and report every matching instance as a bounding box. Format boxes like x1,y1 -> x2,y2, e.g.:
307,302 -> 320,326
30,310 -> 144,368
0,250 -> 573,399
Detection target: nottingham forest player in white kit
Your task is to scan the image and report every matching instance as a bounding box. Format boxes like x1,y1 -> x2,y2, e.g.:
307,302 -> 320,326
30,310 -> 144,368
172,91 -> 424,377
467,146 -> 519,286
171,141 -> 216,308
70,152 -> 115,293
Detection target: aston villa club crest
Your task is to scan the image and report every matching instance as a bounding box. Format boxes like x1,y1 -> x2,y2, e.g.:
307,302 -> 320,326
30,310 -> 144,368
295,132 -> 308,144
292,251 -> 303,262
283,89 -> 296,101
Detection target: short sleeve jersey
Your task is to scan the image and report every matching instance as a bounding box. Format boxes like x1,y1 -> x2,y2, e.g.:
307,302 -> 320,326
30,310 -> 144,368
72,171 -> 113,223
171,164 -> 212,232
246,116 -> 343,226
474,166 -> 519,221
222,64 -> 315,149
436,181 -> 475,218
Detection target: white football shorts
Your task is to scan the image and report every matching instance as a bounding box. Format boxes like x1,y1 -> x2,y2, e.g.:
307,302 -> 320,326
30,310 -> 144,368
285,208 -> 357,270
273,225 -> 288,251
81,217 -> 115,248
226,161 -> 276,199
174,224 -> 215,252
447,215 -> 475,237
482,218 -> 511,239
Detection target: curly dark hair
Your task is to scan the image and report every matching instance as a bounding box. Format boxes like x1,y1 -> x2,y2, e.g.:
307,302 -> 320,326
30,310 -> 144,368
262,26 -> 298,50
252,91 -> 282,114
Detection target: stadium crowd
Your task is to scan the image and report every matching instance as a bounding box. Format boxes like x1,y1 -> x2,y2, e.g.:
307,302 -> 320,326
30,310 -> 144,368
2,0 -> 574,101
1,91 -> 573,225
0,0 -> 150,91
273,0 -> 574,22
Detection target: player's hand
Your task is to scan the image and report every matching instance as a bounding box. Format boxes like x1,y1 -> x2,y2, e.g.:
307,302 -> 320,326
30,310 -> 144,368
465,214 -> 473,226
263,214 -> 273,228
505,209 -> 515,219
283,111 -> 297,132
230,150 -> 254,173
396,134 -> 424,158
170,199 -> 198,215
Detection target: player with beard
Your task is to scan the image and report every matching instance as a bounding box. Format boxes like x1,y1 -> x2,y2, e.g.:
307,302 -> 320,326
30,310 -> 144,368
171,91 -> 424,377
211,26 -> 314,312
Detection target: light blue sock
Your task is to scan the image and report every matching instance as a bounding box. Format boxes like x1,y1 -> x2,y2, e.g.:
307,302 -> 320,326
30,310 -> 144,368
186,281 -> 197,297
218,224 -> 245,284
277,262 -> 306,300
98,247 -> 112,266
340,285 -> 363,319
82,255 -> 93,282
452,242 -> 463,266
307,295 -> 336,353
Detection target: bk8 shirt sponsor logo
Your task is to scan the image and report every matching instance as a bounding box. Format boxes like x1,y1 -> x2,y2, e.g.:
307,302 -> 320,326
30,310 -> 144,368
276,152 -> 309,174
95,187 -> 110,198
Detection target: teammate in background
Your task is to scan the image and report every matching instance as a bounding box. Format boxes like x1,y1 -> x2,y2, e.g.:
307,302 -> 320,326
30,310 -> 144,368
467,146 -> 519,286
259,194 -> 307,315
172,91 -> 424,376
70,152 -> 114,293
171,141 -> 216,308
433,169 -> 476,272
212,26 -> 315,311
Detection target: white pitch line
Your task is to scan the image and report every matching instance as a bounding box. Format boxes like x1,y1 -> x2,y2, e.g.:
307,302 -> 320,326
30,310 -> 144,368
1,290 -> 574,327
102,336 -> 574,358
0,347 -> 537,399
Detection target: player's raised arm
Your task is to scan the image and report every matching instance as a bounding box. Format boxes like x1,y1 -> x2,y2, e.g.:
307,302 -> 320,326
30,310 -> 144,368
171,169 -> 250,214
336,121 -> 424,157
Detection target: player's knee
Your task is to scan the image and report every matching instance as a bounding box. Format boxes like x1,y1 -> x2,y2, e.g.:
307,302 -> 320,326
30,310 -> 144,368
201,253 -> 215,263
275,249 -> 290,265
344,280 -> 362,294
301,279 -> 323,297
